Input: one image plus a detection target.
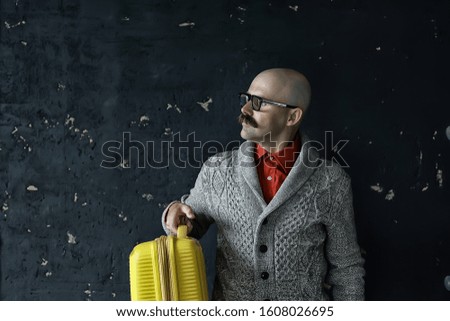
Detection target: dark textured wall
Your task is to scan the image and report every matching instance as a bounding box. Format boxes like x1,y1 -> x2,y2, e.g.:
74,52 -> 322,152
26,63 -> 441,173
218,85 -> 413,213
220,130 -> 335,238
0,0 -> 449,300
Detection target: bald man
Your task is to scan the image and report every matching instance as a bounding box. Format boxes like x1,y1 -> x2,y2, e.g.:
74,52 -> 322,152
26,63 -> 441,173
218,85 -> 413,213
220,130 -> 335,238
162,68 -> 365,300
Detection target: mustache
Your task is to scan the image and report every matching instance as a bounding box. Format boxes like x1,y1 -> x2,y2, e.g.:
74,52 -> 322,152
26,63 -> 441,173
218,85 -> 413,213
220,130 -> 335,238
237,113 -> 258,128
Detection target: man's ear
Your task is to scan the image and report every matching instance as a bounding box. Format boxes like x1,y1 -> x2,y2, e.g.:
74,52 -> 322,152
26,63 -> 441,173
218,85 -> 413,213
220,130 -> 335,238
286,108 -> 303,127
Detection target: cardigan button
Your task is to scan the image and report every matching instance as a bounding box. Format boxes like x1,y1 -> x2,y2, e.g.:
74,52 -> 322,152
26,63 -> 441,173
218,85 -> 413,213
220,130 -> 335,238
261,272 -> 269,280
259,245 -> 268,253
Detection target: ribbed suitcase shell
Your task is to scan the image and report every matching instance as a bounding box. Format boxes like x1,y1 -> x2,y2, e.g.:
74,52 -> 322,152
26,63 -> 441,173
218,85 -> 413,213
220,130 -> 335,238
129,225 -> 208,301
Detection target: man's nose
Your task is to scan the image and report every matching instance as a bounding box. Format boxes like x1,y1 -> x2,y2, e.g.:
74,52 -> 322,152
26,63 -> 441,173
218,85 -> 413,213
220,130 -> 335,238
241,101 -> 253,115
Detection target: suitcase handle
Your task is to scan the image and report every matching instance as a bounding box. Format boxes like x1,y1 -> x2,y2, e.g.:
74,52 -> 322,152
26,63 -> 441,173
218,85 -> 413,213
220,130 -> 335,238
177,225 -> 188,238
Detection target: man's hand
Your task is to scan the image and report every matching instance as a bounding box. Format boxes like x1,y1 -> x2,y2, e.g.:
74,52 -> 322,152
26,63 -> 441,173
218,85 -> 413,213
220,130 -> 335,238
164,202 -> 196,235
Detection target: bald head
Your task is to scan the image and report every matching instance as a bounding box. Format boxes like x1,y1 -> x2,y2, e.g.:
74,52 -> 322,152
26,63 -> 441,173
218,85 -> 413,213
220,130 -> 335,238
249,68 -> 311,112
239,68 -> 311,148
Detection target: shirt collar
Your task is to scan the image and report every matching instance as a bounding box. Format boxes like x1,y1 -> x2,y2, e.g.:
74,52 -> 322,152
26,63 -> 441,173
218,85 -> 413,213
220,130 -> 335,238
255,133 -> 302,173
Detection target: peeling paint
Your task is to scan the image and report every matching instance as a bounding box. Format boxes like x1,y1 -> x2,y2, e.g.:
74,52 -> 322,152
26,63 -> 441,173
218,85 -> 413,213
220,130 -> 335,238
64,115 -> 94,144
289,5 -> 299,11
118,211 -> 128,222
121,17 -> 130,21
27,185 -> 38,192
163,128 -> 173,136
4,20 -> 26,29
82,202 -> 87,207
41,117 -> 59,129
27,229 -> 31,233
2,202 -> 8,212
112,292 -> 116,298
432,130 -> 437,140
45,272 -> 52,277
65,115 -> 75,128
139,115 -> 150,122
57,83 -> 66,91
41,258 -> 48,266
11,127 -> 18,134
139,115 -> 150,127
421,183 -> 429,192
167,103 -> 181,113
237,6 -> 247,11
179,21 -> 195,27
376,46 -> 381,51
142,193 -> 154,201
67,232 -> 77,244
74,193 -> 78,203
21,40 -> 27,46
385,189 -> 395,201
197,97 -> 213,111
370,183 -> 384,193
436,169 -> 443,187
119,159 -> 129,168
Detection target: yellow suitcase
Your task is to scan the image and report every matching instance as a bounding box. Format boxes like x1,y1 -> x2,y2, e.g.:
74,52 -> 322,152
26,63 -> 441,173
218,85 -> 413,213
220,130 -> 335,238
129,225 -> 208,301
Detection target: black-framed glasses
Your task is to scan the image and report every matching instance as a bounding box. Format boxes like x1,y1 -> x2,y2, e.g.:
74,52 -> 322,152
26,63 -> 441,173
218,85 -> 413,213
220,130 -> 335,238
239,92 -> 299,111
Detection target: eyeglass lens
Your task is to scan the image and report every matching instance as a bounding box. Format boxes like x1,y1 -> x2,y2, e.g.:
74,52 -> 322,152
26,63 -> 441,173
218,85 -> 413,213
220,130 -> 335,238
240,94 -> 262,111
239,94 -> 249,108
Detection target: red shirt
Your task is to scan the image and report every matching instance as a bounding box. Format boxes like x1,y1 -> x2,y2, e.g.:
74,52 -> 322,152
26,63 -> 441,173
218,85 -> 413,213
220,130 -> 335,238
255,135 -> 302,204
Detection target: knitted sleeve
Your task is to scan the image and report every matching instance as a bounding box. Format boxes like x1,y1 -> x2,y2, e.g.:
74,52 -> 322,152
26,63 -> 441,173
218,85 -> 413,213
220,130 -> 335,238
323,177 -> 365,300
161,162 -> 215,239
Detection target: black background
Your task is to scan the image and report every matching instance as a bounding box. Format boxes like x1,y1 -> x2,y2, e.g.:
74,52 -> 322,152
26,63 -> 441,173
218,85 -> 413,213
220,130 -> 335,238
0,0 -> 449,300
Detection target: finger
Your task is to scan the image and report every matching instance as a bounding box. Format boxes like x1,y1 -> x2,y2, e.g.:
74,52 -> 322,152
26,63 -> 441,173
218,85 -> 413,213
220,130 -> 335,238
165,222 -> 176,235
186,220 -> 193,234
182,205 -> 196,220
166,215 -> 179,234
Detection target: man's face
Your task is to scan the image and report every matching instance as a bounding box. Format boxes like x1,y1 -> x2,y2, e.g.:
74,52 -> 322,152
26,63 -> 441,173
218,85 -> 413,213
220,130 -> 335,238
238,78 -> 290,145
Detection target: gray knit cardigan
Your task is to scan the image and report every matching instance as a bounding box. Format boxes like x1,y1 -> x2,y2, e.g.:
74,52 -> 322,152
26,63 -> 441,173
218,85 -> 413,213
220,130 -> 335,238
162,134 -> 365,300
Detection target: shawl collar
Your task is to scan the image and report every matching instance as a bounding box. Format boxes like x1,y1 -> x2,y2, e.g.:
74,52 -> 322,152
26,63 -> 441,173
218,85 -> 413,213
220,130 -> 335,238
238,132 -> 321,217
